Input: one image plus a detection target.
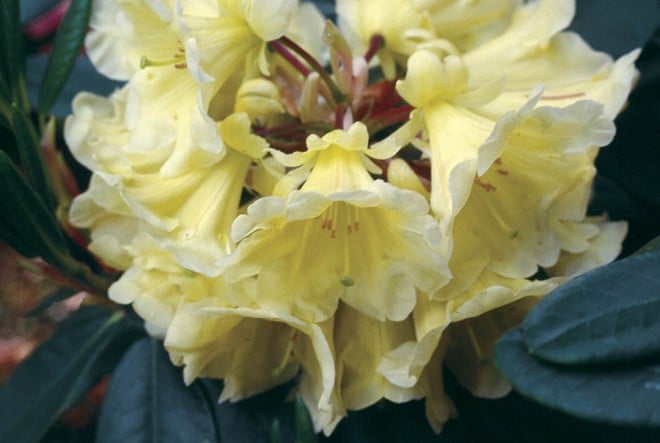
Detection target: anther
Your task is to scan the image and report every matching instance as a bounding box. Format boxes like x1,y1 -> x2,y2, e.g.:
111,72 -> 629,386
140,54 -> 186,70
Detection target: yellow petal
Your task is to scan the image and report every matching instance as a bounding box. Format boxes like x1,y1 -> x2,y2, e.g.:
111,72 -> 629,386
335,304 -> 422,410
222,180 -> 448,322
443,297 -> 537,399
548,218 -> 627,278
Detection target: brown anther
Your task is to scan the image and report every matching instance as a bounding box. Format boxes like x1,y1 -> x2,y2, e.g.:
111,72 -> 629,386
475,177 -> 497,192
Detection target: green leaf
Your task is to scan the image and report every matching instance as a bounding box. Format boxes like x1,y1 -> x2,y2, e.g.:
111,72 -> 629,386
521,250 -> 660,365
0,307 -> 139,443
10,103 -> 55,209
26,54 -> 122,117
495,328 -> 660,427
294,396 -> 317,443
0,151 -> 68,263
38,0 -> 93,113
0,0 -> 27,110
96,338 -> 220,443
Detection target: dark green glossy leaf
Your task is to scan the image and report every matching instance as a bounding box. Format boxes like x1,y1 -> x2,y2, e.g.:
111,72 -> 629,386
199,380 -> 300,443
0,151 -> 68,263
521,250 -> 660,365
495,328 -> 660,427
10,103 -> 55,208
96,338 -> 220,443
38,0 -> 93,113
0,307 -> 137,443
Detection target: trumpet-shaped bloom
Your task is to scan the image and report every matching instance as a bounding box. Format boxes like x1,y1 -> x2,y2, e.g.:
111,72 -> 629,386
86,0 -> 224,177
119,114 -> 267,275
164,298 -> 343,433
177,0 -> 297,100
220,123 -> 449,322
378,270 -> 562,396
66,85 -> 266,276
398,31 -> 631,278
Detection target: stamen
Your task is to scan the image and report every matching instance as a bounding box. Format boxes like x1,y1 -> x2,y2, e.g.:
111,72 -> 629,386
274,35 -> 346,104
346,204 -> 360,234
364,34 -> 384,63
341,207 -> 354,287
331,205 -> 338,238
321,204 -> 338,235
267,40 -> 311,77
140,51 -> 186,70
272,330 -> 298,377
465,321 -> 488,365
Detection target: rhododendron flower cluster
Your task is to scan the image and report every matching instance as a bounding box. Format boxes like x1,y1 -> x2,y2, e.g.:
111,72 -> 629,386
66,0 -> 637,434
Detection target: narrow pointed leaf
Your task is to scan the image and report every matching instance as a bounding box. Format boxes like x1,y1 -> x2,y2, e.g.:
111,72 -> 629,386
521,250 -> 660,365
0,0 -> 27,108
495,328 -> 660,427
0,151 -> 68,263
96,338 -> 220,443
38,0 -> 93,113
0,307 -> 140,443
10,103 -> 55,208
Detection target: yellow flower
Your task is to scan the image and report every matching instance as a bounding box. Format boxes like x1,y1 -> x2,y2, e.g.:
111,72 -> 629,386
377,270 -> 562,431
67,0 -> 638,436
118,114 -> 266,276
178,0 -> 298,100
220,123 -> 450,322
85,0 -> 224,177
396,3 -> 637,277
66,82 -> 269,276
164,297 -> 344,433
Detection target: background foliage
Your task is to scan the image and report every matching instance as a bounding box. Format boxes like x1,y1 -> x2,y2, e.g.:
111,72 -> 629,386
0,0 -> 659,442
